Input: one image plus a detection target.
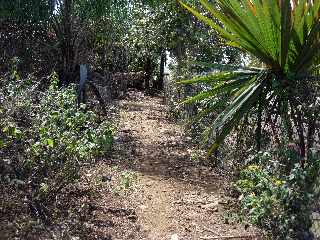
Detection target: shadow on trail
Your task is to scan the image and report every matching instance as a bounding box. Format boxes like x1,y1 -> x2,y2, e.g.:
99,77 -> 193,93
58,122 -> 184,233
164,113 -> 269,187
107,91 -> 223,193
79,90 -> 260,240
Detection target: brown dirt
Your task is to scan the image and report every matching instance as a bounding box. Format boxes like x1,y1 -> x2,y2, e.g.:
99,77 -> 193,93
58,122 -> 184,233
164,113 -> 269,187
0,90 -> 262,240
81,91 -> 261,240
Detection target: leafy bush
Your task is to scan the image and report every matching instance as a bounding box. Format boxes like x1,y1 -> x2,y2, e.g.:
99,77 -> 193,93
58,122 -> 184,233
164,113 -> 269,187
236,150 -> 320,239
28,76 -> 113,186
0,71 -> 113,200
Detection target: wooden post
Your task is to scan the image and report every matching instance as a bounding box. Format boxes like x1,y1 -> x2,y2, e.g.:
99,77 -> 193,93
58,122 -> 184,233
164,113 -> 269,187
77,64 -> 87,105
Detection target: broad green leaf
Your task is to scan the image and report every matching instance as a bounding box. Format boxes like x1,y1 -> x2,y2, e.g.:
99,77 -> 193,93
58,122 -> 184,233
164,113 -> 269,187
47,138 -> 54,148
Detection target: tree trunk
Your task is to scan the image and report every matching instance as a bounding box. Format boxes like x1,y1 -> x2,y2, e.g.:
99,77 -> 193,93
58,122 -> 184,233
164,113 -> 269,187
57,0 -> 76,86
48,0 -> 56,14
155,50 -> 166,90
144,56 -> 152,90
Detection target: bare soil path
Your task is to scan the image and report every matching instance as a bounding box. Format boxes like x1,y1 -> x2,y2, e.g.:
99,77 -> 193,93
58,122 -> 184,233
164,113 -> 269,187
79,91 -> 260,240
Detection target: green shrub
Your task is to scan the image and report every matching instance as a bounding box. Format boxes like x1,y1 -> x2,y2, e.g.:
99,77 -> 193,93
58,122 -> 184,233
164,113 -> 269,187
236,151 -> 320,240
1,72 -> 114,199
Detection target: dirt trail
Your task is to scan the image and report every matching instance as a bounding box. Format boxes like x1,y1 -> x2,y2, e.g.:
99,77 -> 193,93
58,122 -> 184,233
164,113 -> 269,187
83,91 -> 260,240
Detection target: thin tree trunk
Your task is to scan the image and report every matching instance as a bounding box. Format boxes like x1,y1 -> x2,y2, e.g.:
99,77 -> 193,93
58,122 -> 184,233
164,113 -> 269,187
144,56 -> 152,90
155,50 -> 166,90
61,0 -> 74,85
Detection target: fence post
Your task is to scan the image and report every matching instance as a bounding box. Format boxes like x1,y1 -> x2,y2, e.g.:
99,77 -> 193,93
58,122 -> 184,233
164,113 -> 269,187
77,64 -> 87,105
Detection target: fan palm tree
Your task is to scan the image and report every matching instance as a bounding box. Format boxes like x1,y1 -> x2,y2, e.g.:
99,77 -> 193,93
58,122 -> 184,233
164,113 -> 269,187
178,0 -> 320,165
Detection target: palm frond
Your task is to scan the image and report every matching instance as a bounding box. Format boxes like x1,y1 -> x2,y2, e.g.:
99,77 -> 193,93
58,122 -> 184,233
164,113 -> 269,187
188,61 -> 264,71
178,0 -> 320,156
207,77 -> 267,156
181,73 -> 254,104
177,71 -> 255,85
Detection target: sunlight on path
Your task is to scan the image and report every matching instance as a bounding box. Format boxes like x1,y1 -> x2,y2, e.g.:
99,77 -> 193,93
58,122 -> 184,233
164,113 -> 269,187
113,91 -> 261,240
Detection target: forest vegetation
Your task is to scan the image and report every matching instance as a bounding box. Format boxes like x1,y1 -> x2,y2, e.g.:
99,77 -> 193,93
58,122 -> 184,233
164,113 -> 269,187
0,0 -> 319,239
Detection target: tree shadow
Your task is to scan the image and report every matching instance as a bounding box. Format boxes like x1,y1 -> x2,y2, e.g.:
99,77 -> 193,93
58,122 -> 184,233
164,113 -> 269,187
105,98 -> 223,193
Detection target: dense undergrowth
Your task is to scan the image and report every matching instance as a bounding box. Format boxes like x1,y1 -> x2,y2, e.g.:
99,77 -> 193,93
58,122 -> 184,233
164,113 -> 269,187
1,0 -> 319,239
236,150 -> 320,239
171,74 -> 320,239
0,69 -> 113,238
176,1 -> 320,239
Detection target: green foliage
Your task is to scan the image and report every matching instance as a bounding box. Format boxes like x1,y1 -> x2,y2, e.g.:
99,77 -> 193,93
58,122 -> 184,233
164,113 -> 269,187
119,170 -> 137,190
112,170 -> 137,195
236,164 -> 279,226
179,0 -> 320,156
0,124 -> 22,159
31,81 -> 113,162
0,72 -> 113,198
236,150 -> 320,239
0,0 -> 52,22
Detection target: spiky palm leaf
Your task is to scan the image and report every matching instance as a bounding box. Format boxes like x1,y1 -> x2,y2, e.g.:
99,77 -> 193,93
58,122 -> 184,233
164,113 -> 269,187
178,0 -> 320,155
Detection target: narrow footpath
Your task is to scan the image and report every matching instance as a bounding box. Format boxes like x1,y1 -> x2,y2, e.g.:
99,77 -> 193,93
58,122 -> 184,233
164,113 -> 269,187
78,91 -> 260,240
